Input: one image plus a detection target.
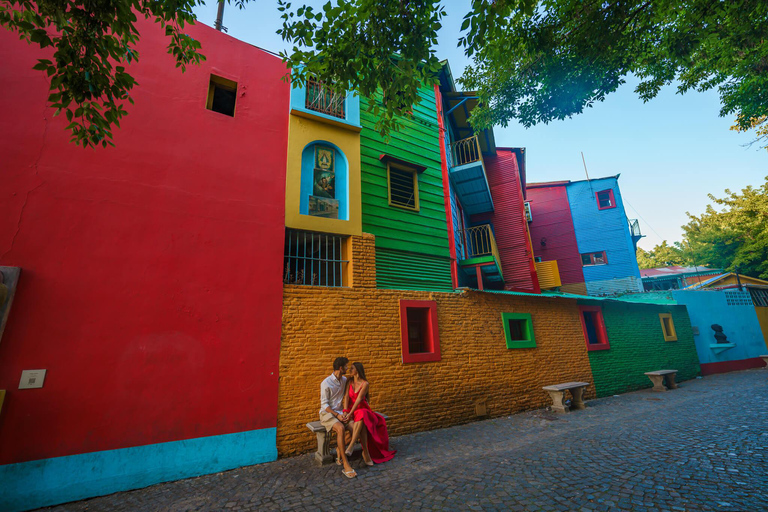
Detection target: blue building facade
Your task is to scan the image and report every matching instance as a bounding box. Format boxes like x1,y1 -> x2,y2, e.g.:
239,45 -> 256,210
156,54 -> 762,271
566,176 -> 643,296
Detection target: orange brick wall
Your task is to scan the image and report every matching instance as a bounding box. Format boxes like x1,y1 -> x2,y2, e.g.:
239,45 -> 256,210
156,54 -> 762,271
278,235 -> 595,456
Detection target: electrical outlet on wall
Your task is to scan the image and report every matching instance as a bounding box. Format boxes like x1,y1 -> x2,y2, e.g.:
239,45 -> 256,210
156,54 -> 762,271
19,369 -> 46,389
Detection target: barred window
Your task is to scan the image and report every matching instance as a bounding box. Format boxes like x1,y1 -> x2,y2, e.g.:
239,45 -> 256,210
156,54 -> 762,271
305,78 -> 346,119
749,288 -> 768,307
387,163 -> 419,211
283,229 -> 348,287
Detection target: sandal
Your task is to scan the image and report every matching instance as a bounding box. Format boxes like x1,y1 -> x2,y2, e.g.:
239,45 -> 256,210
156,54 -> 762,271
342,468 -> 357,479
335,456 -> 342,466
363,458 -> 374,467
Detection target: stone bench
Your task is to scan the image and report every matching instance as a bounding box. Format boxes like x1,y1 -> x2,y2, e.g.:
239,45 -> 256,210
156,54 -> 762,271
644,370 -> 678,392
542,382 -> 589,413
306,412 -> 389,465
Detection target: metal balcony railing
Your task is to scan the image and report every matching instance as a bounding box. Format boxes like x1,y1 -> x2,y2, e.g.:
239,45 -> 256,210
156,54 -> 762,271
629,218 -> 642,238
462,224 -> 503,275
305,78 -> 346,119
451,135 -> 482,167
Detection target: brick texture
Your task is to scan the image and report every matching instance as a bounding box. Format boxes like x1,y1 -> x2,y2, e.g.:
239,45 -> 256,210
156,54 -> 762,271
587,302 -> 701,397
278,235 -> 595,456
350,233 -> 376,289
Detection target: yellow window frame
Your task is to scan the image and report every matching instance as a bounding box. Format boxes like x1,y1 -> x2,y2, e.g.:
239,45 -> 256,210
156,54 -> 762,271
206,75 -> 238,116
386,162 -> 420,212
659,313 -> 677,341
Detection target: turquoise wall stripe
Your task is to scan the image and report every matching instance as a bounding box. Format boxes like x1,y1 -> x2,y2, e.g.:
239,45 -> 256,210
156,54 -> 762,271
0,427 -> 276,512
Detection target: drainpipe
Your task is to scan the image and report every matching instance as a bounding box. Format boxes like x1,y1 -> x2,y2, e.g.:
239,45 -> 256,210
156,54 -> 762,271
214,0 -> 225,31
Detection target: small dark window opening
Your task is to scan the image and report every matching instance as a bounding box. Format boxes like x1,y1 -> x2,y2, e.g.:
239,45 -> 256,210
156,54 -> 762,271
407,308 -> 430,354
662,317 -> 673,336
582,311 -> 601,344
507,319 -> 527,341
207,75 -> 237,117
581,254 -> 592,265
597,190 -> 613,208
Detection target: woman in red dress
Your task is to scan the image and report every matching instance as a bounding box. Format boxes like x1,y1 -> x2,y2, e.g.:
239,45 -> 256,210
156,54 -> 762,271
342,362 -> 396,464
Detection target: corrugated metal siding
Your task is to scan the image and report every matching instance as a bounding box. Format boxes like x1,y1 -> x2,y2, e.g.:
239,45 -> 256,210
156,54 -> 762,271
567,178 -> 642,287
585,276 -> 644,296
359,88 -> 453,291
375,248 -> 454,292
472,150 -> 537,291
535,260 -> 562,289
527,184 -> 586,285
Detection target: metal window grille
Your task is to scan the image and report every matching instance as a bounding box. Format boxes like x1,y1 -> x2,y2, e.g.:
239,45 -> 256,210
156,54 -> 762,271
389,166 -> 417,209
749,288 -> 768,307
283,229 -> 348,287
305,78 -> 346,119
725,290 -> 753,306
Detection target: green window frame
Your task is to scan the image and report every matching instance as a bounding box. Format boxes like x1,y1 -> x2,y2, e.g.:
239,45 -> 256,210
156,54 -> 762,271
501,312 -> 536,349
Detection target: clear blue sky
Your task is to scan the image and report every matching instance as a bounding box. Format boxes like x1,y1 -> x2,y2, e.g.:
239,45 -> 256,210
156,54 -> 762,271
192,1 -> 767,250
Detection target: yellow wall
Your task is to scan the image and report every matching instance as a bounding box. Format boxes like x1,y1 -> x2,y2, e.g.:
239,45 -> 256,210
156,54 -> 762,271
756,307 -> 768,350
285,113 -> 362,236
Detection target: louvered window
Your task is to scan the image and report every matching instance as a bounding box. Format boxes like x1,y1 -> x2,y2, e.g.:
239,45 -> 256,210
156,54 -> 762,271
387,163 -> 419,211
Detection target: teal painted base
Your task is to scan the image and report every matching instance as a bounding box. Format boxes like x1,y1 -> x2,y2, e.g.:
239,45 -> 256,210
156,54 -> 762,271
0,427 -> 276,512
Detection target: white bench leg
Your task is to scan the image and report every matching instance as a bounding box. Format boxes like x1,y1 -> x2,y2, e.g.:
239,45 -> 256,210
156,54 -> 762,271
547,390 -> 569,413
570,387 -> 586,410
665,373 -> 678,390
647,374 -> 667,392
314,430 -> 333,465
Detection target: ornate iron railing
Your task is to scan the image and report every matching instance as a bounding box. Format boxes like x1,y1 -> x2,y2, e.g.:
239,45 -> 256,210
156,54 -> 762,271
629,218 -> 642,238
462,224 -> 502,275
305,78 -> 346,119
451,135 -> 482,167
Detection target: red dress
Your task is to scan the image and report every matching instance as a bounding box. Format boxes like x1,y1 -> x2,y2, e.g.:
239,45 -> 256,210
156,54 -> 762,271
347,383 -> 396,463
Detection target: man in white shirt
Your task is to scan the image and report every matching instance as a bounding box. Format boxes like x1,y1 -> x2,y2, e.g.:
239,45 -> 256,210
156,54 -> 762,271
319,357 -> 356,478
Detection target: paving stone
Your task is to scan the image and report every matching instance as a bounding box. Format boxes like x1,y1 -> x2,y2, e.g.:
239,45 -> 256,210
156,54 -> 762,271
40,369 -> 768,512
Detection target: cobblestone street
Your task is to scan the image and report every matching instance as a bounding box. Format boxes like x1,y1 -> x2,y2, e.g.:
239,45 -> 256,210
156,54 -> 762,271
44,370 -> 768,512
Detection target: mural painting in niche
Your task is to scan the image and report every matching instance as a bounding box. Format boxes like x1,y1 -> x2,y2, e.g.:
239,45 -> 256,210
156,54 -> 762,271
309,145 -> 339,218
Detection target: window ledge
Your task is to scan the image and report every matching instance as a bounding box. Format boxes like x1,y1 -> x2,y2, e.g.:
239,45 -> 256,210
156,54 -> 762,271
709,343 -> 736,354
291,108 -> 362,132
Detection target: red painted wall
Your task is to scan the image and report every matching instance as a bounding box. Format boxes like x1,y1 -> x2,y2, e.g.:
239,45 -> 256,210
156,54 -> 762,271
527,183 -> 586,286
0,20 -> 289,464
473,150 -> 539,292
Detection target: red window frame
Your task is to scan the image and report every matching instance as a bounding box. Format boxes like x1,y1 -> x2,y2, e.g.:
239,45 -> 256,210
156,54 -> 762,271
596,189 -> 616,210
399,300 -> 441,363
578,305 -> 610,351
581,251 -> 608,266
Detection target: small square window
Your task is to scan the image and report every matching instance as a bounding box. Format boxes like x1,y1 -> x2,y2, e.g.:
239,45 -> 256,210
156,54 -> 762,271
399,300 -> 440,363
501,312 -> 536,349
579,306 -> 610,351
206,75 -> 237,117
659,313 -> 677,341
596,189 -> 616,210
387,163 -> 420,211
581,251 -> 608,266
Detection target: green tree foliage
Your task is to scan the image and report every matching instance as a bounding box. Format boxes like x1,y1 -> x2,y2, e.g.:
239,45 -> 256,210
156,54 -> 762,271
4,0 -> 768,147
682,177 -> 768,279
459,0 -> 768,146
636,241 -> 686,269
638,177 -> 768,278
0,0 -> 211,147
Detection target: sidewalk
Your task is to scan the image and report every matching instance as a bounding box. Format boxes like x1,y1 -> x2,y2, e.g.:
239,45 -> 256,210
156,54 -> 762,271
44,369 -> 768,511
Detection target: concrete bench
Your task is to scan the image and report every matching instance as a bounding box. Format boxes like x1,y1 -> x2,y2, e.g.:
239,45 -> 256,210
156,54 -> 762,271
542,382 -> 589,413
644,370 -> 678,392
307,412 -> 389,465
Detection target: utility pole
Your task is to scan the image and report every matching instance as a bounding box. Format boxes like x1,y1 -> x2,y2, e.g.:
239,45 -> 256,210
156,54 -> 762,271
735,266 -> 743,291
214,0 -> 225,31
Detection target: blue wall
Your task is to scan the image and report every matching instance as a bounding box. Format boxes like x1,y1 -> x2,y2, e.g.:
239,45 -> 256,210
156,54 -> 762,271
0,427 -> 276,512
672,289 -> 767,365
289,80 -> 361,128
567,177 -> 641,293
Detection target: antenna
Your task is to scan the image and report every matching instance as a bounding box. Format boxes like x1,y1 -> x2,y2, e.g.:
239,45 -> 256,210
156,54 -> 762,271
581,152 -> 590,181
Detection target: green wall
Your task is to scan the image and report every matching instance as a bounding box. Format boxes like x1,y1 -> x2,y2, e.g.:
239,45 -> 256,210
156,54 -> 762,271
360,87 -> 453,292
586,302 -> 700,397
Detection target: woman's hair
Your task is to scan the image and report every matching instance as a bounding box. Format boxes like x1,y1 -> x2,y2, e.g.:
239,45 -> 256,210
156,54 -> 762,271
351,362 -> 366,381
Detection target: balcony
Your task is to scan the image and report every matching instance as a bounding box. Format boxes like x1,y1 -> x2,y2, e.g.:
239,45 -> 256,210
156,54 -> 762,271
458,224 -> 503,286
305,78 -> 345,119
535,260 -> 562,290
449,135 -> 494,215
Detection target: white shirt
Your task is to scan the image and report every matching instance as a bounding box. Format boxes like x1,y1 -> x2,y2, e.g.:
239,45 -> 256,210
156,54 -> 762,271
320,373 -> 347,416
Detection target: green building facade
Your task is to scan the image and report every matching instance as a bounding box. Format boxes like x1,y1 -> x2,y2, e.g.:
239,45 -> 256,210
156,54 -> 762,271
359,87 -> 453,292
586,301 -> 701,397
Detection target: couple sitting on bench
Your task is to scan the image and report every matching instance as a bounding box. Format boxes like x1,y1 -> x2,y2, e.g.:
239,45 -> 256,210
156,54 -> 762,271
319,357 -> 396,479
